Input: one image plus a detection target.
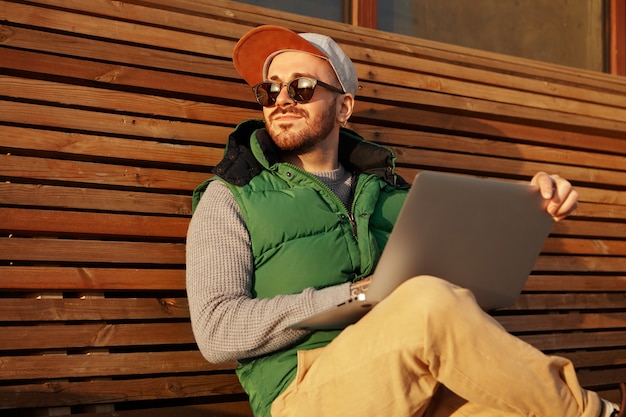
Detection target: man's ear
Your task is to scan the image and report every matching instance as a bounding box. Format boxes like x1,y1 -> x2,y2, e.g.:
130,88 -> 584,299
338,94 -> 355,126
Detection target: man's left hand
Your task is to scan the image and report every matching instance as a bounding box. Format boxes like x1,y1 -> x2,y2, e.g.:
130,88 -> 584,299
531,172 -> 578,222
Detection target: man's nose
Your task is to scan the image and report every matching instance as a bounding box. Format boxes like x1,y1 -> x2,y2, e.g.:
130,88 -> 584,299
274,84 -> 295,106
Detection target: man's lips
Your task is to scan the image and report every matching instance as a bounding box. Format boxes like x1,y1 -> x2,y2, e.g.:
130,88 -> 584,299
270,108 -> 306,123
274,113 -> 302,120
274,114 -> 301,122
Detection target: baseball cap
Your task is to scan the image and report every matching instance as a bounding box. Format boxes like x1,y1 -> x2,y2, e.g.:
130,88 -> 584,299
232,25 -> 358,95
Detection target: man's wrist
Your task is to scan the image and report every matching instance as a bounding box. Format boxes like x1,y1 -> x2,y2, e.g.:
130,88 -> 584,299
349,276 -> 371,300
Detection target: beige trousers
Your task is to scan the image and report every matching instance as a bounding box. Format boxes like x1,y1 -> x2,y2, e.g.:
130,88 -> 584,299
271,276 -> 602,417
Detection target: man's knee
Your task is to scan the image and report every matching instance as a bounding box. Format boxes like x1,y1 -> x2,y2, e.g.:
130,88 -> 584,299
393,275 -> 475,317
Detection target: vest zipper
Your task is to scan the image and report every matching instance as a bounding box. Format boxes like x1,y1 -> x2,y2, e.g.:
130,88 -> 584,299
282,164 -> 360,237
347,172 -> 359,237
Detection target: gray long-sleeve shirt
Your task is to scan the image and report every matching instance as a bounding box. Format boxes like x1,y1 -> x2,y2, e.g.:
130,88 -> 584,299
186,166 -> 354,363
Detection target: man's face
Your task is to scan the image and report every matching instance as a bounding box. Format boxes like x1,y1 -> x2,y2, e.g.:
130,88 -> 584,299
262,51 -> 342,154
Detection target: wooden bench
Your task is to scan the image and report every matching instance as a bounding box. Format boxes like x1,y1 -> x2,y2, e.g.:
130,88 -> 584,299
1,0 -> 625,415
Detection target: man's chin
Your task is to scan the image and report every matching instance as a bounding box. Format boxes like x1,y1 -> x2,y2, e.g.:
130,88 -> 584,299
274,139 -> 303,153
272,133 -> 312,153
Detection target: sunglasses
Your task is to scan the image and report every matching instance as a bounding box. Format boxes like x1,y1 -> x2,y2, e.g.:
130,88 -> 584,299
252,77 -> 345,107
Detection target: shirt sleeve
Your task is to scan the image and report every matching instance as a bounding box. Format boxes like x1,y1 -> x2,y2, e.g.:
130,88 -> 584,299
186,180 -> 351,363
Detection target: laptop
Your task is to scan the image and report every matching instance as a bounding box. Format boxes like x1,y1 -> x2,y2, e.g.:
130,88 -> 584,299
290,170 -> 554,330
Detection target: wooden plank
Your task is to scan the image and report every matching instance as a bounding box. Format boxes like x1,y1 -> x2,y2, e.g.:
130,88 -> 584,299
356,58 -> 626,121
9,0 -> 248,45
0,124 -> 227,167
534,256 -> 626,273
0,101 -> 252,144
355,170 -> 626,210
352,125 -> 626,173
0,374 -> 245,408
575,201 -> 626,220
512,293 -> 626,311
550,221 -> 626,240
69,401 -> 253,417
0,238 -> 185,265
0,237 -> 626,273
7,305 -> 625,353
577,368 -> 626,389
0,183 -> 193,215
382,122 -> 624,167
539,236 -> 626,257
355,122 -> 626,163
0,351 -> 233,380
565,348 -> 626,369
0,154 -> 210,191
385,123 -> 625,169
0,1 -> 236,59
578,187 -> 626,206
0,69 -> 253,122
524,275 -> 626,292
0,267 -> 185,290
394,145 -> 626,188
497,312 -> 626,333
542,238 -> 626,256
0,298 -> 190,321
519,330 -> 626,352
0,23 -> 238,79
2,207 -> 188,238
2,323 -> 195,350
2,208 -> 188,239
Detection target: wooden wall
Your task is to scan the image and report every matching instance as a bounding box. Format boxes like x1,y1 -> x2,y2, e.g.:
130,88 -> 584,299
1,0 -> 625,415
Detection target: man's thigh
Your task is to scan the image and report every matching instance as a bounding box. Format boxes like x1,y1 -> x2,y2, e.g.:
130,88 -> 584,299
271,287 -> 442,417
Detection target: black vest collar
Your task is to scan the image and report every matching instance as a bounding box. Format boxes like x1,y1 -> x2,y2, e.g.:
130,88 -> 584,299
213,119 -> 407,188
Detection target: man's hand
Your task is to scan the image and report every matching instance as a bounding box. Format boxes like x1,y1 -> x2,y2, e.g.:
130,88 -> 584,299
530,172 -> 578,222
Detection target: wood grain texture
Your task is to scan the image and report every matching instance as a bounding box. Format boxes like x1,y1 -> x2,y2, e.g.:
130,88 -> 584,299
0,0 -> 624,414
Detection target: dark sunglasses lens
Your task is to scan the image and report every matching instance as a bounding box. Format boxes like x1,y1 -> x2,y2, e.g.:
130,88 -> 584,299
289,78 -> 316,102
255,82 -> 280,106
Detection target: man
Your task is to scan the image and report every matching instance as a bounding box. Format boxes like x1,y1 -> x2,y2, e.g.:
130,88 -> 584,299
186,25 -> 624,417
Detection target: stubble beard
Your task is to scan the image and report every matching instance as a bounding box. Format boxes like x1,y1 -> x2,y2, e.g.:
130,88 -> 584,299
266,101 -> 337,154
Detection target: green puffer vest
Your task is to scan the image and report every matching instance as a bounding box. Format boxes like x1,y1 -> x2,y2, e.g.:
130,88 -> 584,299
192,120 -> 409,417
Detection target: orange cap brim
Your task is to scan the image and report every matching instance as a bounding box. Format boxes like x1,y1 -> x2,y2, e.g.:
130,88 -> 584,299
233,25 -> 327,86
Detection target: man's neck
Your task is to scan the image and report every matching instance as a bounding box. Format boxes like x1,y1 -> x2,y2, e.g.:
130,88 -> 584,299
281,134 -> 340,173
282,151 -> 338,172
